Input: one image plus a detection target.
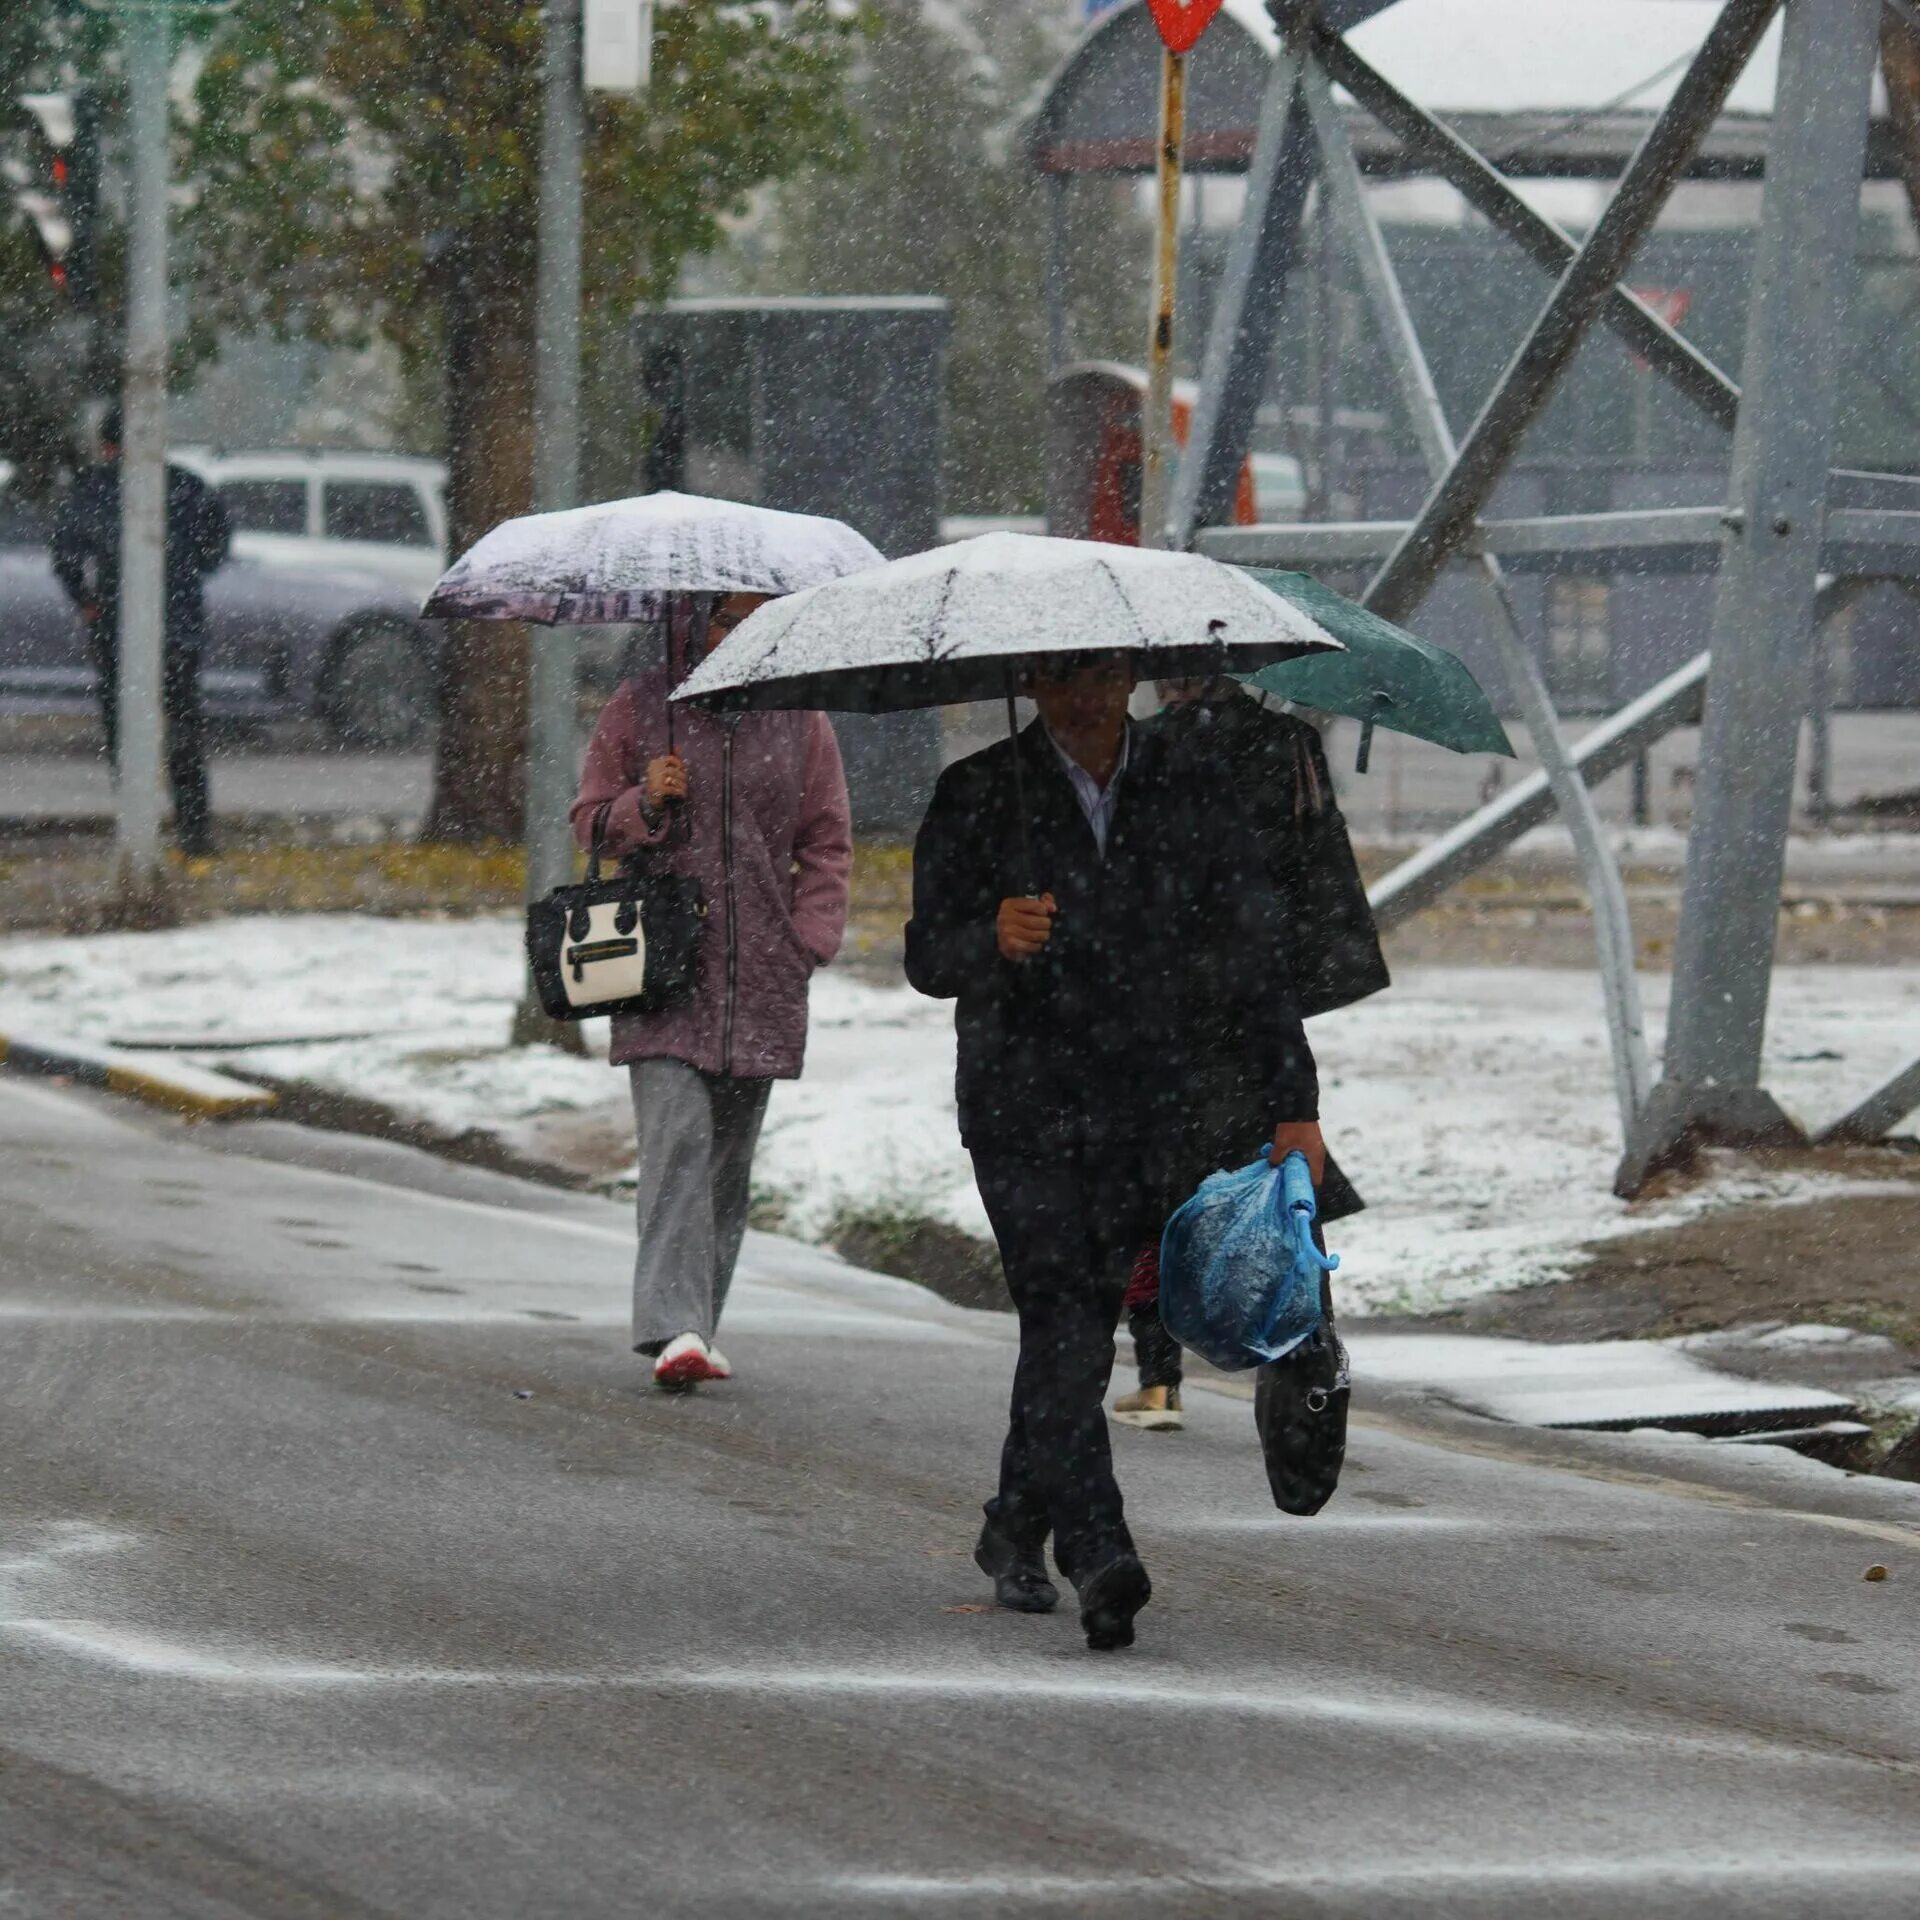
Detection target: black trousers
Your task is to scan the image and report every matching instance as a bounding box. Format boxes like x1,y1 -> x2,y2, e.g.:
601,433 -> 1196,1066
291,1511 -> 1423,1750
91,624 -> 212,855
973,1146 -> 1159,1584
1129,1301 -> 1184,1392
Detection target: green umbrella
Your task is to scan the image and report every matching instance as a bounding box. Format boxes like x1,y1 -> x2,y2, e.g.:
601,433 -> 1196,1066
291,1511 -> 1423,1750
1237,567 -> 1515,769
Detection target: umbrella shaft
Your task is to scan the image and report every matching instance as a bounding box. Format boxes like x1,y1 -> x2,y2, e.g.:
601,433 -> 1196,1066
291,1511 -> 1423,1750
1005,684 -> 1038,895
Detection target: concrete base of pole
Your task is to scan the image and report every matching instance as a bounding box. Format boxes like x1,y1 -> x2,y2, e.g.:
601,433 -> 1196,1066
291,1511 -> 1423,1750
509,997 -> 587,1054
100,854 -> 181,933
1613,1080 -> 1808,1198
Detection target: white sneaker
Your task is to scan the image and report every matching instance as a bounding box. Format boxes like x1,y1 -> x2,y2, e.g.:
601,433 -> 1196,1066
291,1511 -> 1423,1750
653,1332 -> 729,1391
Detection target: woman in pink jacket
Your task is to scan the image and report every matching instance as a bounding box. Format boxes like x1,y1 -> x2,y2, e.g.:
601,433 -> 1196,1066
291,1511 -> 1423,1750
572,595 -> 853,1391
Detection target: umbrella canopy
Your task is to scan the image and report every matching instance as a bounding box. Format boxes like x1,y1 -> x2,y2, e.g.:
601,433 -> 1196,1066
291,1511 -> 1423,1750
1237,567 -> 1515,758
672,532 -> 1344,713
421,490 -> 886,626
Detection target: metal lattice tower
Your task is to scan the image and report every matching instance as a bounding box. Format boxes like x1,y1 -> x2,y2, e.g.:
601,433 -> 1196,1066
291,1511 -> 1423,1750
1032,0 -> 1920,1190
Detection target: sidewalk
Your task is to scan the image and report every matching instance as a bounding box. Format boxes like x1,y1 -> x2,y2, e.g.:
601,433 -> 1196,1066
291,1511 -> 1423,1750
4,911 -> 1919,1320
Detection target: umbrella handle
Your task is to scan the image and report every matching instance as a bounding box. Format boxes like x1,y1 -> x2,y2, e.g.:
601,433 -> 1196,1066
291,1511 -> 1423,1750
1004,678 -> 1039,897
667,596 -> 713,755
1353,690 -> 1392,775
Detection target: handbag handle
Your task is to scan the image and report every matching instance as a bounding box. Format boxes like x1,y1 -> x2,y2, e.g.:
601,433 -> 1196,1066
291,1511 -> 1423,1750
586,799 -> 615,884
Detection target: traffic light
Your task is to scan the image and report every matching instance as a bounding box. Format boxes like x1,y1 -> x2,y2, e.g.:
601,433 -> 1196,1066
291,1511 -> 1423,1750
9,90 -> 101,308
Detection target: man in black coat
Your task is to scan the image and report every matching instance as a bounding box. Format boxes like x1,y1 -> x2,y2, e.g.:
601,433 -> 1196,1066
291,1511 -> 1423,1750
51,407 -> 230,856
905,653 -> 1323,1651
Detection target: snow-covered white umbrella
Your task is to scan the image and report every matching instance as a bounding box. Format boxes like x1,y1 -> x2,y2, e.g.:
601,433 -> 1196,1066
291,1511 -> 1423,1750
672,532 -> 1343,713
421,490 -> 886,626
672,532 -> 1345,887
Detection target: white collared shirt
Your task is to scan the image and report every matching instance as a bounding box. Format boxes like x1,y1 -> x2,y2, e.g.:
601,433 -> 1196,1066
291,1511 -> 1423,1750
1045,723 -> 1130,858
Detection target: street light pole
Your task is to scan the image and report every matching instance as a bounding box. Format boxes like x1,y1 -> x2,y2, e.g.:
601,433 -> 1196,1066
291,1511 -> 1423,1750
515,0 -> 585,1047
117,0 -> 172,915
1139,44 -> 1187,552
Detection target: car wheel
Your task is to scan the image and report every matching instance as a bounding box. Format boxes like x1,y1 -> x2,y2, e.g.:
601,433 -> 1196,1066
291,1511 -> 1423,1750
324,620 -> 437,752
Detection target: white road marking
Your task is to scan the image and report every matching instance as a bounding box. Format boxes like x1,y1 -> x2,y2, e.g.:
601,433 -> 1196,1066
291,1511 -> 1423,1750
1160,1511 -> 1489,1533
0,1612 -> 1881,1770
829,1857 -> 1920,1899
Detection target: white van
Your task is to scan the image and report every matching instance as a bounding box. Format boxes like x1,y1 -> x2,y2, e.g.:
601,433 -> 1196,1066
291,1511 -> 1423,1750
173,449 -> 448,603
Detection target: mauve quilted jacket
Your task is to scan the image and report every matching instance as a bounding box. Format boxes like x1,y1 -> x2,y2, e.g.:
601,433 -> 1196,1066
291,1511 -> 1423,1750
570,670 -> 852,1080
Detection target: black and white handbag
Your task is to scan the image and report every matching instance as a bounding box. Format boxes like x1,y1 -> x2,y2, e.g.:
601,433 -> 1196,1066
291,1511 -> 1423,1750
526,799 -> 705,1022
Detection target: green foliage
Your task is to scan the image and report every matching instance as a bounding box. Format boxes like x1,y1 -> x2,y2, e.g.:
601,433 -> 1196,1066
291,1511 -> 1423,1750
183,0 -> 862,372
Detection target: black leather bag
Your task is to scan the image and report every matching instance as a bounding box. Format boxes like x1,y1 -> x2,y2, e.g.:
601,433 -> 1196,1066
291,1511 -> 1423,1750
1252,1271 -> 1350,1516
526,800 -> 704,1022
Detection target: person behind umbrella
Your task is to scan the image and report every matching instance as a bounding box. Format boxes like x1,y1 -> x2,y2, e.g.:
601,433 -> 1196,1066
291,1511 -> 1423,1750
572,595 -> 852,1392
904,651 -> 1323,1651
1113,675 -> 1389,1433
50,405 -> 231,858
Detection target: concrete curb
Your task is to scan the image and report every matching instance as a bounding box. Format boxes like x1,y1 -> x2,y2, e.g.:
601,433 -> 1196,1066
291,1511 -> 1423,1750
0,1030 -> 277,1120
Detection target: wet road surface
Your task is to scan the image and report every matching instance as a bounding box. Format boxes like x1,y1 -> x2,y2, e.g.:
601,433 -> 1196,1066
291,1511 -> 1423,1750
3,1078 -> 1919,1917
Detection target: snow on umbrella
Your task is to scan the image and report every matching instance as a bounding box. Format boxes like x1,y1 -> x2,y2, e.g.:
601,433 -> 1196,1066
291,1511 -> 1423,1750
670,532 -> 1344,714
421,490 -> 886,626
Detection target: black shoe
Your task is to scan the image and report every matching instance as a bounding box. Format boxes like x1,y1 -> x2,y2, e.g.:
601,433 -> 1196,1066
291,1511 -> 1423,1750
973,1522 -> 1058,1614
1075,1551 -> 1151,1651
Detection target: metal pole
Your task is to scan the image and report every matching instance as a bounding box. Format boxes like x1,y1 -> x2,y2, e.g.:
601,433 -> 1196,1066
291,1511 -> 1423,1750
1815,1051 -> 1920,1144
1302,57 -> 1651,1131
117,0 -> 171,900
1044,172 -> 1071,381
1630,750 -> 1652,827
1140,46 -> 1186,551
1312,184 -> 1337,517
1169,45 -> 1312,546
1623,0 -> 1882,1192
1805,583 -> 1843,823
1365,0 -> 1782,624
515,0 -> 585,1047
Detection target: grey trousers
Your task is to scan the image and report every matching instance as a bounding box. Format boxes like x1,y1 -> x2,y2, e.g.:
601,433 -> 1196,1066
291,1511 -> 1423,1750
628,1059 -> 771,1350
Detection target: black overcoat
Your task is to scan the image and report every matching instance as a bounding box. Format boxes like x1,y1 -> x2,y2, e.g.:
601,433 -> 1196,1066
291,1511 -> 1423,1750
1150,690 -> 1388,1019
905,719 -> 1318,1183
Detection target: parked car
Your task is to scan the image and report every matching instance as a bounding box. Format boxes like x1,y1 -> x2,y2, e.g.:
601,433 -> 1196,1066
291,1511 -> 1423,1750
0,452 -> 445,749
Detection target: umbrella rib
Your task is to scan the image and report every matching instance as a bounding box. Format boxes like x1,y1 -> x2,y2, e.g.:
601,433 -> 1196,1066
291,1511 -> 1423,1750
1094,556 -> 1155,654
922,567 -> 960,661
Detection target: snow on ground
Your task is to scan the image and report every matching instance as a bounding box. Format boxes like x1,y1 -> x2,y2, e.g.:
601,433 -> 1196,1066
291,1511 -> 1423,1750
2,913 -> 1917,1315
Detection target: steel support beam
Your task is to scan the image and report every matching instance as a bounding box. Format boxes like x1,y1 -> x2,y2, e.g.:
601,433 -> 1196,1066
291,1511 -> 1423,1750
1366,652 -> 1710,928
1816,1055 -> 1920,1144
1198,506 -> 1727,569
1621,0 -> 1884,1197
1303,56 -> 1651,1129
1168,45 -> 1315,546
1198,504 -> 1920,574
1308,20 -> 1741,435
1365,0 -> 1781,625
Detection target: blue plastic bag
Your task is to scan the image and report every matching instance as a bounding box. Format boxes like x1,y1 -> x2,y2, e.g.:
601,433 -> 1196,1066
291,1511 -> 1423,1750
1159,1150 -> 1339,1373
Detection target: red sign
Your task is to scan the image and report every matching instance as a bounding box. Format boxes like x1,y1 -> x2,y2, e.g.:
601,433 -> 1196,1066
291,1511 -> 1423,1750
1147,0 -> 1226,55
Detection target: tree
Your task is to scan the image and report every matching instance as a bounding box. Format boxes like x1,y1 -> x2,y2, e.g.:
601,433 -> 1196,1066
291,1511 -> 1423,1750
750,0 -> 1077,516
184,1 -> 859,840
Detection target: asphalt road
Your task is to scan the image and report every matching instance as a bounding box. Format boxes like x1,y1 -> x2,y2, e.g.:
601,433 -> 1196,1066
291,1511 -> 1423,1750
5,1079 -> 1920,1918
